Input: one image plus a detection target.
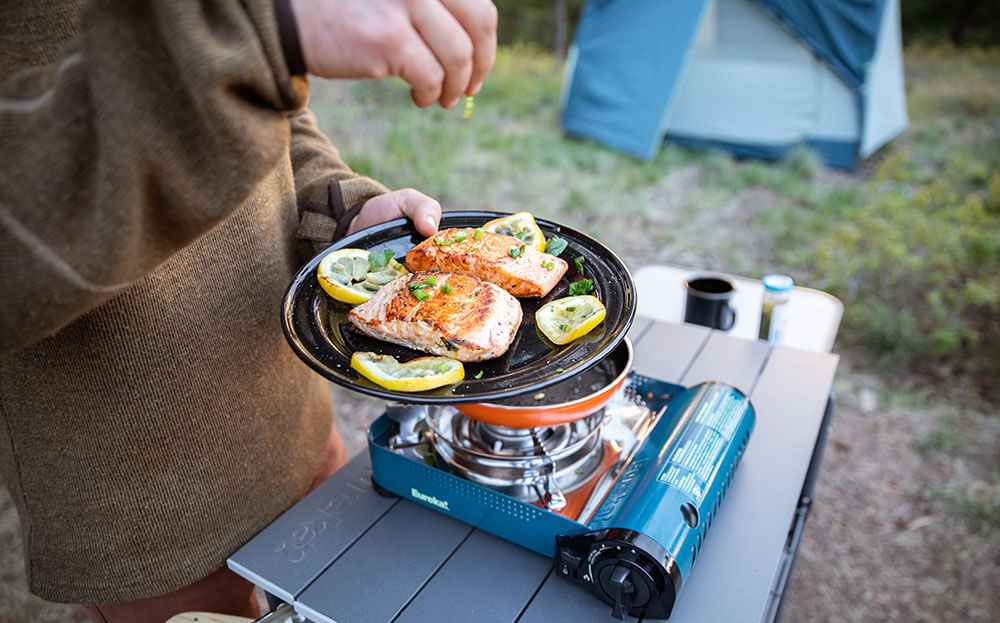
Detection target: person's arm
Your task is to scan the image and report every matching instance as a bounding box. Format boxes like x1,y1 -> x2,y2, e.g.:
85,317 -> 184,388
288,107 -> 447,259
0,0 -> 304,352
287,108 -> 390,257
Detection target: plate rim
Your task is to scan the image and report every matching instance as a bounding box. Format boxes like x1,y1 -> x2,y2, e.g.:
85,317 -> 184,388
281,210 -> 637,404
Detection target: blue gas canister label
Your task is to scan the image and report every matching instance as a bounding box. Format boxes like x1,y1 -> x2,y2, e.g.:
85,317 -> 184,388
693,387 -> 747,438
656,389 -> 748,502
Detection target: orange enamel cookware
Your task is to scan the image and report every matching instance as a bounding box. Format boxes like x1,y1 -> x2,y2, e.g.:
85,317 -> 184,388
455,337 -> 633,428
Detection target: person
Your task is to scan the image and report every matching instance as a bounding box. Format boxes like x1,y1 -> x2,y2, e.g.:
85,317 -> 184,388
0,1 -> 497,621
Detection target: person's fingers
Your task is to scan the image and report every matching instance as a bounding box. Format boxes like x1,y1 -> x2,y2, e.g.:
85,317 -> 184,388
409,0 -> 474,108
439,0 -> 498,95
349,190 -> 442,236
396,189 -> 442,237
392,31 -> 446,107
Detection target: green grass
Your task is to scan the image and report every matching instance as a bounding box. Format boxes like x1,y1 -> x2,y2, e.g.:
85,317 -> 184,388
918,415 -> 962,455
937,483 -> 1000,531
917,408 -> 1000,531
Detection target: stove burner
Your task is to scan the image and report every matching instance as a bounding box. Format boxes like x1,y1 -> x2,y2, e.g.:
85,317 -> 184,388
466,421 -> 571,455
425,408 -> 607,511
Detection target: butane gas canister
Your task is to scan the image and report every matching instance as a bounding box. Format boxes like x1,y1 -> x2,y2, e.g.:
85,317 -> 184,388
554,382 -> 755,619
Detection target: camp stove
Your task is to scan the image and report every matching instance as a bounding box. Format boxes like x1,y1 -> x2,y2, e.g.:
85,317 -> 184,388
369,374 -> 755,620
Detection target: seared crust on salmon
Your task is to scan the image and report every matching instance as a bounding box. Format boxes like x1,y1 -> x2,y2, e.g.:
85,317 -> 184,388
405,228 -> 568,297
347,272 -> 522,362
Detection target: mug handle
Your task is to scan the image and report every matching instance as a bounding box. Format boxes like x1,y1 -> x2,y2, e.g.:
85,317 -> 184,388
718,304 -> 737,331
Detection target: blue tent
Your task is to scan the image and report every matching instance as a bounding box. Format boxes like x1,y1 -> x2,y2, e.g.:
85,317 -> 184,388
561,0 -> 908,170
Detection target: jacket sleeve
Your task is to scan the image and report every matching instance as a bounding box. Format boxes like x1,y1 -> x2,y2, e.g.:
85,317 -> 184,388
0,0 -> 307,353
288,107 -> 389,257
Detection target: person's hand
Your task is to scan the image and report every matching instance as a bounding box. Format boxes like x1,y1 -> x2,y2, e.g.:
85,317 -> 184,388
348,189 -> 442,237
289,0 -> 498,108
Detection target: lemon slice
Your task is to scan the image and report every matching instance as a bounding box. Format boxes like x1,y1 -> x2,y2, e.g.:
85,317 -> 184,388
351,352 -> 464,392
317,248 -> 408,305
536,295 -> 607,345
483,212 -> 547,252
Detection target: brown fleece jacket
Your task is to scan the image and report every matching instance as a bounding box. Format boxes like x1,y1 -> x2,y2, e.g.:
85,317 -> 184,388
0,0 -> 387,603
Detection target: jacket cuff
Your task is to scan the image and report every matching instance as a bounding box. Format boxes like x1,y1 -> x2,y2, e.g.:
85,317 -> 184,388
296,180 -> 386,257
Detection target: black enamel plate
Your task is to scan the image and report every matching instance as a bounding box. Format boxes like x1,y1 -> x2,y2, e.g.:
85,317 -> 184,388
282,211 -> 636,404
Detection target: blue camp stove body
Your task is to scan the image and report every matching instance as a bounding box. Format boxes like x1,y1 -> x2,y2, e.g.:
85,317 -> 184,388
368,376 -> 755,620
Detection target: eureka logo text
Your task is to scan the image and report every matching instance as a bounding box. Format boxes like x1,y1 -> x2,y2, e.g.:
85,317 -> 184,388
411,488 -> 450,511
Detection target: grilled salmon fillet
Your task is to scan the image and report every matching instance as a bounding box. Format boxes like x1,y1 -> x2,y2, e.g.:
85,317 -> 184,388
347,272 -> 522,362
405,228 -> 568,297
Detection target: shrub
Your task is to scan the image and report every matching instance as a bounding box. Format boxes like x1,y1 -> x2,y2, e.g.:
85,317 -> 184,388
798,163 -> 1000,387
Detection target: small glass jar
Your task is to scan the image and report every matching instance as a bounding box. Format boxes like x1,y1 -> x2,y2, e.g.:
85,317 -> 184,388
759,274 -> 794,343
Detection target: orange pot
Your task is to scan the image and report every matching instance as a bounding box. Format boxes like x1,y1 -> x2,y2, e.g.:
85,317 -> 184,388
455,338 -> 633,428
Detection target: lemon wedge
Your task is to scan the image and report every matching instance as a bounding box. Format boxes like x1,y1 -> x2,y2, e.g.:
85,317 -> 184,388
351,352 -> 464,392
317,248 -> 408,305
536,295 -> 607,345
483,212 -> 547,252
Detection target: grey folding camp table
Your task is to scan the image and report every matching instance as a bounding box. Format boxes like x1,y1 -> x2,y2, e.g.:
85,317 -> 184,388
230,298 -> 840,622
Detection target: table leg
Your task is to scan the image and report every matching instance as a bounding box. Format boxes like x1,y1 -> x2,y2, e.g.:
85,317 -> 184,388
763,394 -> 836,623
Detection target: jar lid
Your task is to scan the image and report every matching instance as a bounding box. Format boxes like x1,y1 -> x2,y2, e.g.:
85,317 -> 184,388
762,274 -> 794,292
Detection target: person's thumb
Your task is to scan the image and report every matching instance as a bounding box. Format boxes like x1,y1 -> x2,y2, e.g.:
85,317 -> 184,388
395,189 -> 442,237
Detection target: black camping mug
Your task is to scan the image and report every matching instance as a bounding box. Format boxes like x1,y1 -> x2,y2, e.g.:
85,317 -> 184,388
684,276 -> 737,331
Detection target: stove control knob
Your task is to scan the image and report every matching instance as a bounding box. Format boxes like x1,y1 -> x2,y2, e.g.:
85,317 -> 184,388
608,565 -> 635,620
595,556 -> 653,620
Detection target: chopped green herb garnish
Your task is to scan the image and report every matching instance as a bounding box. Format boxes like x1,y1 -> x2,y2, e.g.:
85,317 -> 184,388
513,231 -> 529,241
433,236 -> 452,246
452,231 -> 468,243
434,363 -> 450,373
545,236 -> 568,257
412,288 -> 431,301
509,246 -> 524,258
368,248 -> 395,271
474,228 -> 485,240
408,281 -> 428,290
423,276 -> 437,286
559,323 -> 569,332
473,370 -> 484,379
566,306 -> 576,312
573,256 -> 586,274
568,279 -> 594,296
541,260 -> 555,270
441,284 -> 453,294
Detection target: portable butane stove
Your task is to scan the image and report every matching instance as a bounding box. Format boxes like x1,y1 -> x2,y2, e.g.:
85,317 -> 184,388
369,370 -> 755,620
